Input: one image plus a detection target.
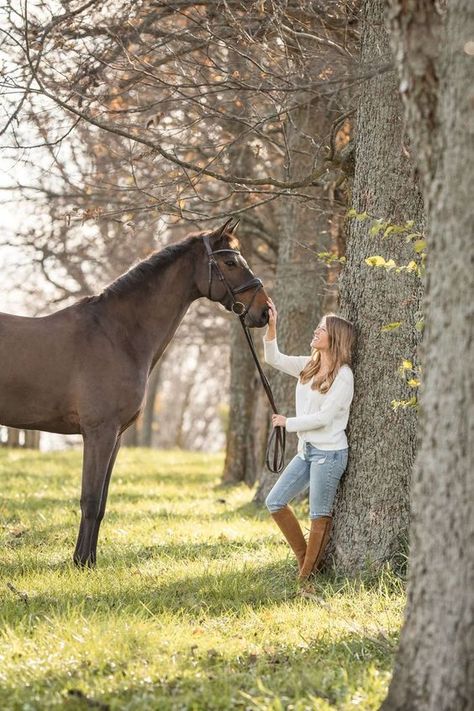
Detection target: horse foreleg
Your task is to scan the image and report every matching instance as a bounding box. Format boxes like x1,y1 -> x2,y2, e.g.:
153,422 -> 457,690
74,426 -> 120,568
88,434 -> 122,565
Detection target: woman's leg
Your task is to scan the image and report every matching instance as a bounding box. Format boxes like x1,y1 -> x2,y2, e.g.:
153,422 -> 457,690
309,448 -> 348,519
265,454 -> 311,513
265,455 -> 311,570
299,449 -> 348,579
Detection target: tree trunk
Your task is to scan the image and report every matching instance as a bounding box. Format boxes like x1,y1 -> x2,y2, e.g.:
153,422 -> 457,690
382,2 -> 473,709
253,99 -> 335,503
138,361 -> 163,447
24,430 -> 40,449
222,302 -> 260,485
6,428 -> 21,447
221,55 -> 266,485
329,0 -> 424,573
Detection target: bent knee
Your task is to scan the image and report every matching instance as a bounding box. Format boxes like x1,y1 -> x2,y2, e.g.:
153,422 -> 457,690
265,493 -> 284,514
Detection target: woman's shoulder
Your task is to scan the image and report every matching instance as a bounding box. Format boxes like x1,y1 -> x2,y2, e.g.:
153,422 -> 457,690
336,364 -> 353,381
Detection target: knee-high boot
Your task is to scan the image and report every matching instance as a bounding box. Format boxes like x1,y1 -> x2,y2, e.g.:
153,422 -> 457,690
298,515 -> 332,580
271,505 -> 307,571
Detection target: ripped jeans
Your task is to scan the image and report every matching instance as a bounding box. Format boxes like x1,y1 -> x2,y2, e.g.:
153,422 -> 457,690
265,443 -> 349,519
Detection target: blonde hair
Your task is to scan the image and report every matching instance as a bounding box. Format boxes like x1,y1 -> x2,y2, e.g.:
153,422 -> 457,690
300,313 -> 355,392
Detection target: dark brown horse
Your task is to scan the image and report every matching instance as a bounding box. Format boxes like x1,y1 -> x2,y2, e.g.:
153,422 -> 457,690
0,220 -> 269,566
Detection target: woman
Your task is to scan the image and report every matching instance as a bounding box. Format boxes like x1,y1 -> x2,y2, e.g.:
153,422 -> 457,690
264,298 -> 355,580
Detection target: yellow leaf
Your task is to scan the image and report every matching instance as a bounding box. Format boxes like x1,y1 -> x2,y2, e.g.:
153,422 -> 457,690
365,255 -> 386,267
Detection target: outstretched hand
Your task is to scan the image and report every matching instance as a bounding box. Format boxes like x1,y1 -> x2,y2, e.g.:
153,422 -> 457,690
266,297 -> 277,339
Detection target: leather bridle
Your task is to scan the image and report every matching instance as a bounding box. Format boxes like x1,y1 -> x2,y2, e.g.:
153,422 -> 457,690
203,235 -> 263,318
202,234 -> 286,474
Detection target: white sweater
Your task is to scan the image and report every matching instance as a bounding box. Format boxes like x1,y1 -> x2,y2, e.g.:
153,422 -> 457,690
263,338 -> 354,453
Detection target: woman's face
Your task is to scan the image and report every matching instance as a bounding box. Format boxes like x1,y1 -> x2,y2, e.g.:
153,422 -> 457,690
311,317 -> 330,351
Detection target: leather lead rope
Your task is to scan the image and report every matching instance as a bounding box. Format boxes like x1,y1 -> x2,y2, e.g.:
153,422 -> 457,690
238,317 -> 286,474
203,235 -> 286,474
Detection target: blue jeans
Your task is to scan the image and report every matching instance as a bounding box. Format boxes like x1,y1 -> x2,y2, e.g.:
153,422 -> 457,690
265,443 -> 348,519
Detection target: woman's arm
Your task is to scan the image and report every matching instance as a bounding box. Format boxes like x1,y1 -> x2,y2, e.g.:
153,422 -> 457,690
264,339 -> 310,378
264,298 -> 309,377
285,369 -> 354,432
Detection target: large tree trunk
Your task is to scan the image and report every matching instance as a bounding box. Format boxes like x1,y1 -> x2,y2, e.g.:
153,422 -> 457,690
382,2 -> 473,709
329,0 -> 423,573
221,56 -> 265,485
253,100 -> 335,503
222,300 -> 260,485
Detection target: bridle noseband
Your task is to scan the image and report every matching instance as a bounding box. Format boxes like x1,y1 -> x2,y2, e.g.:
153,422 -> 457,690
203,235 -> 263,318
202,234 -> 286,474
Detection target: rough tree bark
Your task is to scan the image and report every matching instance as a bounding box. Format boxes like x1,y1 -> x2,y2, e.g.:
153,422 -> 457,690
382,1 -> 474,709
222,226 -> 261,485
222,59 -> 265,485
329,0 -> 424,573
253,100 -> 335,503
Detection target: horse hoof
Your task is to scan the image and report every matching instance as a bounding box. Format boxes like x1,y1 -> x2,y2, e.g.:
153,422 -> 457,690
73,553 -> 96,569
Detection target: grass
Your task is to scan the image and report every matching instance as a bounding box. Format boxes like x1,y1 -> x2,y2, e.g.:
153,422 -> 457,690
0,448 -> 405,710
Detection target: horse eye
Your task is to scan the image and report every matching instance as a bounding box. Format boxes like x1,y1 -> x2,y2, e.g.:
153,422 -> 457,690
225,260 -> 236,267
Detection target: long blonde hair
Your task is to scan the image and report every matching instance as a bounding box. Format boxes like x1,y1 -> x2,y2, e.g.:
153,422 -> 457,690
300,313 -> 355,392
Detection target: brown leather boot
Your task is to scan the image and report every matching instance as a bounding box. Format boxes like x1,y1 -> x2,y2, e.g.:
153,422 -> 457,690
298,516 -> 333,580
271,505 -> 307,571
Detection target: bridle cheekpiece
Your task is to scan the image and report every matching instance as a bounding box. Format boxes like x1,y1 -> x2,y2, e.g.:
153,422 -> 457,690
203,234 -> 263,319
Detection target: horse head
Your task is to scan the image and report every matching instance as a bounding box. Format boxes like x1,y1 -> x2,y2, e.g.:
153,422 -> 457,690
195,219 -> 270,328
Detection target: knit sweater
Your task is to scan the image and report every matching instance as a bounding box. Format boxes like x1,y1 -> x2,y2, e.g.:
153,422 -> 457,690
263,337 -> 354,452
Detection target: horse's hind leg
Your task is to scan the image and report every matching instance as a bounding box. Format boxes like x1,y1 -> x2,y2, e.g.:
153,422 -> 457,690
74,426 -> 120,568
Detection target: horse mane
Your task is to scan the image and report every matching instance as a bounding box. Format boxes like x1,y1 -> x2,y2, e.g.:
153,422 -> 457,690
91,233 -> 201,301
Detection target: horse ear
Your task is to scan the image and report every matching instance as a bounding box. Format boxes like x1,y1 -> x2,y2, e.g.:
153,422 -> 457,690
227,219 -> 240,234
212,218 -> 234,238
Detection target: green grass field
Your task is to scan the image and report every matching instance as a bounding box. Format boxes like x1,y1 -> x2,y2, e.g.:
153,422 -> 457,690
0,448 -> 405,710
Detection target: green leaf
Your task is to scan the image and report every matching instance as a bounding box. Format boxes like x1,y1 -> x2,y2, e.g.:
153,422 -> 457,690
381,322 -> 402,332
413,239 -> 427,253
369,220 -> 387,236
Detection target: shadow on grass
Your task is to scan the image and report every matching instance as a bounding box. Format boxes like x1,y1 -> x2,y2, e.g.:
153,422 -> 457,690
0,629 -> 397,710
1,555 -> 309,620
0,530 -> 281,576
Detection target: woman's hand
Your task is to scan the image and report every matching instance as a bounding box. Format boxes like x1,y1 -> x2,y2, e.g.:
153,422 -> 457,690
265,298 -> 277,340
272,413 -> 287,428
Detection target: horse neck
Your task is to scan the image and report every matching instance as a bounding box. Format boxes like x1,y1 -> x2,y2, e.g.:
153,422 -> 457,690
101,250 -> 198,370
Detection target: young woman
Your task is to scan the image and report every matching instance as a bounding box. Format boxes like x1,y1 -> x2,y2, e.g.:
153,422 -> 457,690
264,298 -> 355,580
